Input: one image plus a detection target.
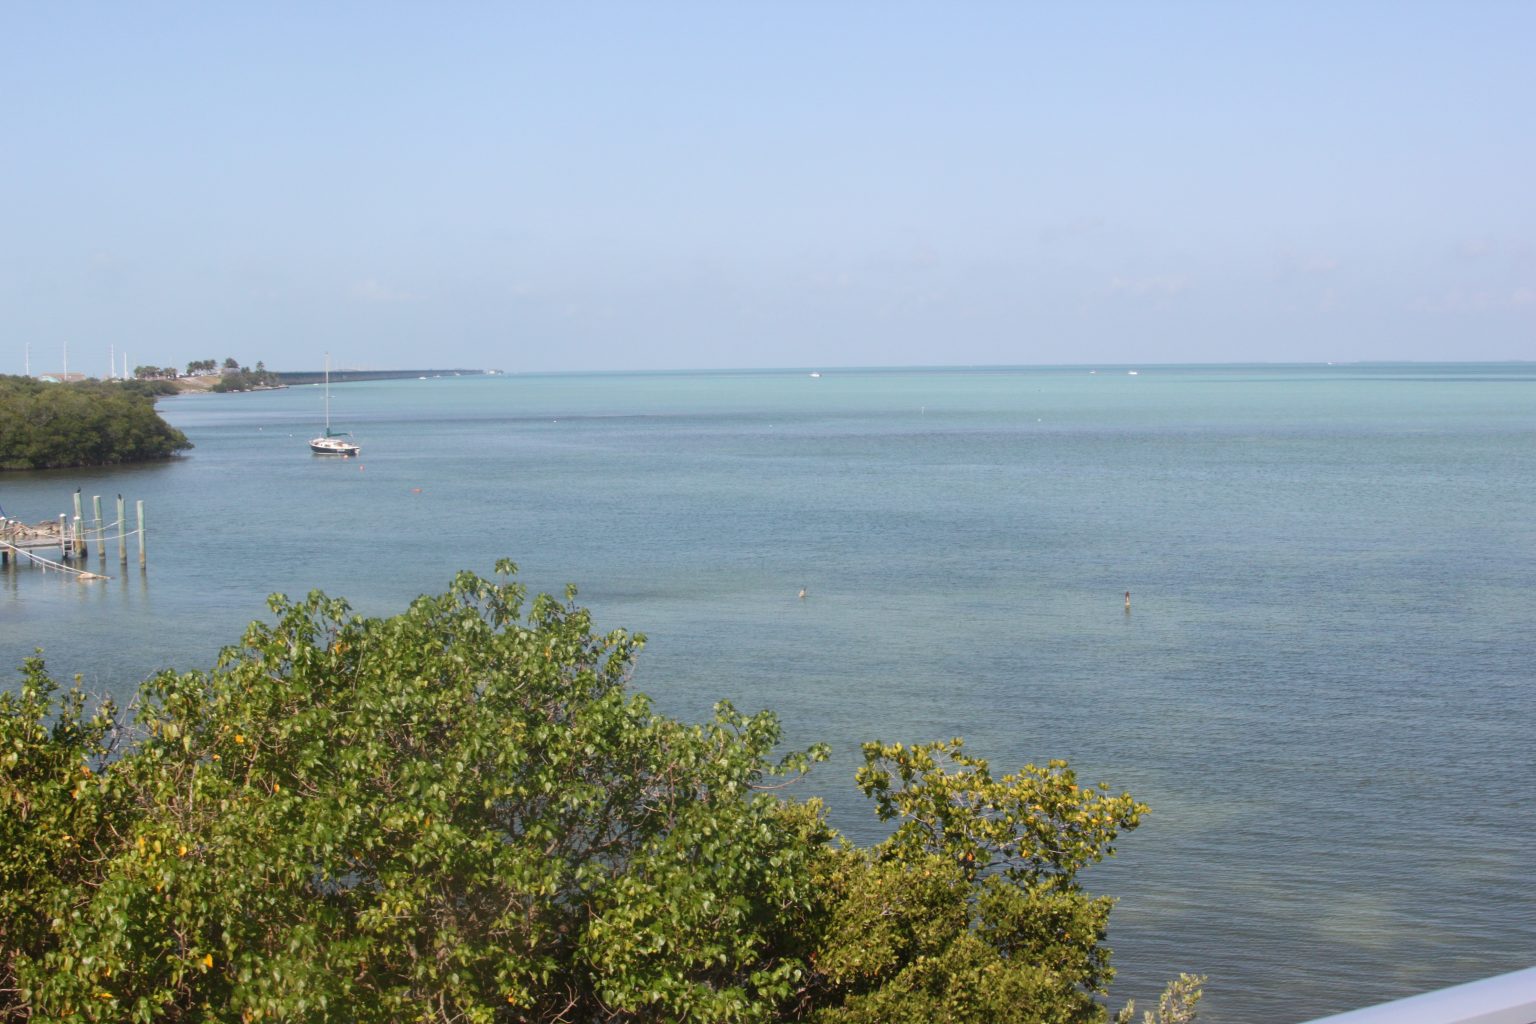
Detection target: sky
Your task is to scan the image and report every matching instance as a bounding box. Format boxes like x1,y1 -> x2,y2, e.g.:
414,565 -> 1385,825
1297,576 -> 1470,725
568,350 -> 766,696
2,2 -> 1532,374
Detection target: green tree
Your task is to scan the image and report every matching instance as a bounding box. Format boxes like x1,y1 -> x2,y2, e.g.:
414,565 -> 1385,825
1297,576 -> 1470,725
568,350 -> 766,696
208,365 -> 279,392
1115,973 -> 1205,1024
805,741 -> 1147,1024
0,660 -> 129,1020
1,566 -> 1196,1023
0,375 -> 191,470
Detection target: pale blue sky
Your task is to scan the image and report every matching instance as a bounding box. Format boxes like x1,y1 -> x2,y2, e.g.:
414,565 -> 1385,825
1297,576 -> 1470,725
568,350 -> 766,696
3,2 -> 1532,374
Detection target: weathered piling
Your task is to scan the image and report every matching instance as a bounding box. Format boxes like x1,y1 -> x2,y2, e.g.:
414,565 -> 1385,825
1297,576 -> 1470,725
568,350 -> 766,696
2,492 -> 144,580
93,495 -> 104,563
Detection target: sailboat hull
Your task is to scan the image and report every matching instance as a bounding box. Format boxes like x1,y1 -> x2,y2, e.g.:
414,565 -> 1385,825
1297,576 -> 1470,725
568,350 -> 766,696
310,436 -> 360,456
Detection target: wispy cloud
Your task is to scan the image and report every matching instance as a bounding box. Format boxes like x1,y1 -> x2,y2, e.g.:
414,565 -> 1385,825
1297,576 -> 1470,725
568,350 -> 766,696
1274,250 -> 1340,277
350,278 -> 419,303
1106,274 -> 1190,297
1038,216 -> 1106,246
1409,286 -> 1536,313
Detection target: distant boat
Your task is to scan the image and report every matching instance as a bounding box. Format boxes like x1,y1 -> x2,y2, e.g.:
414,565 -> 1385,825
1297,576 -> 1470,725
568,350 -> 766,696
809,371 -> 821,378
310,356 -> 360,456
1127,370 -> 1139,376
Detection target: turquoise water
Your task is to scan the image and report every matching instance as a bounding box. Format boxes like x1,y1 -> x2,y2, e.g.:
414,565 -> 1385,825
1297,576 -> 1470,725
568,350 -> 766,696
4,364 -> 1534,1022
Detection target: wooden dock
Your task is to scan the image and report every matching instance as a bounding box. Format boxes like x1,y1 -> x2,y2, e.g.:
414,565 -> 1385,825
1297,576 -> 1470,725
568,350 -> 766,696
1,493 -> 147,580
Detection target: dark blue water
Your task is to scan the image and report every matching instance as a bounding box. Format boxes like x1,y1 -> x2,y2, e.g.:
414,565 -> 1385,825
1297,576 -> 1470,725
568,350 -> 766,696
4,364 -> 1534,1022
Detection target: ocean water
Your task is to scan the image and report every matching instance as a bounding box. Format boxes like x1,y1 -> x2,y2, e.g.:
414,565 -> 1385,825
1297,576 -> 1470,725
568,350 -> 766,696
3,363 -> 1533,1022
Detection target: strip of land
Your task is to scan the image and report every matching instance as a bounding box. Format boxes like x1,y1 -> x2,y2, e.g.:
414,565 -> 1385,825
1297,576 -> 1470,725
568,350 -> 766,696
169,369 -> 495,392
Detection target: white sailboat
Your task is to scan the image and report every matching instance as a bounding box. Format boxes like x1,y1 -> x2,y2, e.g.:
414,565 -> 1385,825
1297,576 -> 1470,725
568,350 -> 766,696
310,355 -> 360,456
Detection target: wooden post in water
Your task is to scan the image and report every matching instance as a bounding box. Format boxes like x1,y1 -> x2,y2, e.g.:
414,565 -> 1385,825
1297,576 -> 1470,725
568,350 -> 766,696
117,495 -> 127,565
136,500 -> 146,569
72,492 -> 84,557
58,514 -> 68,561
93,495 -> 104,563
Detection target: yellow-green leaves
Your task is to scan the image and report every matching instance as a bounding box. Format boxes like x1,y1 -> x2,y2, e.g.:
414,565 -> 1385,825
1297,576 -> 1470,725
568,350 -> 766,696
2,571 -> 1175,1024
812,739 -> 1152,1023
856,739 -> 1146,884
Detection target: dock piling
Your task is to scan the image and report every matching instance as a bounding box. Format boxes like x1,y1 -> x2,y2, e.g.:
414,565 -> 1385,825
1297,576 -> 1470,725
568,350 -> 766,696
2,491 -> 144,581
71,491 -> 87,558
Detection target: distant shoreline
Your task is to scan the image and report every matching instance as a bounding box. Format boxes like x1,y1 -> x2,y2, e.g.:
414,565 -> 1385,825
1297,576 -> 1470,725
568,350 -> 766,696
166,369 -> 495,393
275,368 -> 493,386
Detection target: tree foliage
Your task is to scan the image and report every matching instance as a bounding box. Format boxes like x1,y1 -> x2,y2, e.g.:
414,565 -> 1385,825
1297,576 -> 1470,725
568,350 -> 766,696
807,741 -> 1149,1024
208,364 -> 279,392
1,565 -> 1196,1023
0,376 -> 192,471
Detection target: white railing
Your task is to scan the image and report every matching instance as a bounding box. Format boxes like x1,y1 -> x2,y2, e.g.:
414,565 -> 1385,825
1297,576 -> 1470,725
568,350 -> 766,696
1300,965 -> 1536,1024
